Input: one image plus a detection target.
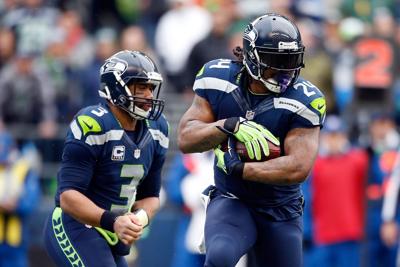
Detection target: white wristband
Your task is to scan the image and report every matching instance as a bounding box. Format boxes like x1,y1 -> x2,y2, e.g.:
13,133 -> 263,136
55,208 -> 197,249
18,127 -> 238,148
134,209 -> 149,227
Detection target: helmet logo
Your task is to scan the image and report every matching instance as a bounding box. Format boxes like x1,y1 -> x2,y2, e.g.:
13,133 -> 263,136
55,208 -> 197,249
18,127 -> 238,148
101,57 -> 128,74
243,25 -> 258,44
278,41 -> 298,51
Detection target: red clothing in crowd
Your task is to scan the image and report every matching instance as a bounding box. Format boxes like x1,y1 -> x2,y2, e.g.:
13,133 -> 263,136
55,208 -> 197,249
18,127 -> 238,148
312,149 -> 369,244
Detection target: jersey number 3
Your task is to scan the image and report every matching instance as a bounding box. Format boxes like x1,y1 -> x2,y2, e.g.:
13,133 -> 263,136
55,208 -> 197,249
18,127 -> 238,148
111,164 -> 144,214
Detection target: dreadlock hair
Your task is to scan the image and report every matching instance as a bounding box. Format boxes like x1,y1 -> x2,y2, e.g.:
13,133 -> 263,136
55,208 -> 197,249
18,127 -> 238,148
232,46 -> 244,62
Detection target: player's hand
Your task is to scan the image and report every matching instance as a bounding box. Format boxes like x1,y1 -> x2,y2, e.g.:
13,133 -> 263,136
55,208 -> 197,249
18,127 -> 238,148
381,221 -> 398,247
113,214 -> 143,246
214,137 -> 244,177
217,117 -> 279,160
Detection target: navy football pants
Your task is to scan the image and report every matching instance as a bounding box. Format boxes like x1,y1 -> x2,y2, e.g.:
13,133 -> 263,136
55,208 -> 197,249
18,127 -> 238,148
204,195 -> 303,267
43,208 -> 128,267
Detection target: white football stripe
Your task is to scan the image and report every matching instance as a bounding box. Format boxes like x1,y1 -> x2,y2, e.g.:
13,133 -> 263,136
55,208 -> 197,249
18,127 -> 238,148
193,77 -> 237,93
149,129 -> 169,149
85,130 -> 124,146
70,120 -> 82,140
274,97 -> 320,125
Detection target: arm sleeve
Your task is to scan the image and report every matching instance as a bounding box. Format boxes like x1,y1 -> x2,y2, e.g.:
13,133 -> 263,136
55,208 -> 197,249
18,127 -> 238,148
136,153 -> 166,200
382,151 -> 400,222
58,141 -> 97,194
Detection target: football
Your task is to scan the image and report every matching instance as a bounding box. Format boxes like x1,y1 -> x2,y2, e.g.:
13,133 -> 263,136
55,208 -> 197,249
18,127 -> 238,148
221,139 -> 281,162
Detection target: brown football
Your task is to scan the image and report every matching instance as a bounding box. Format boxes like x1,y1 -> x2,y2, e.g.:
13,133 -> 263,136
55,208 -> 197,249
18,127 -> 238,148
221,139 -> 281,162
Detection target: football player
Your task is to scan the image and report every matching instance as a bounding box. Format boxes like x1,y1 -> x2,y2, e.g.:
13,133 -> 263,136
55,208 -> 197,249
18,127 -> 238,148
43,50 -> 169,267
178,13 -> 325,267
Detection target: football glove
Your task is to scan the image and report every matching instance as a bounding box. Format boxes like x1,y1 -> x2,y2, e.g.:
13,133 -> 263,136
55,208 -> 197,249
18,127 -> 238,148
217,117 -> 280,160
214,137 -> 244,178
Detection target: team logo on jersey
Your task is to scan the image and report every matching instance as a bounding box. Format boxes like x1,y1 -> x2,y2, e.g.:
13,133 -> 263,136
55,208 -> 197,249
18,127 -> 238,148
134,149 -> 141,159
246,110 -> 255,120
112,145 -> 125,161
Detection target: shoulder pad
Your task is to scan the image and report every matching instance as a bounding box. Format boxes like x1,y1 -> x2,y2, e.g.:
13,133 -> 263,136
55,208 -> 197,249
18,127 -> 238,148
76,115 -> 102,136
278,78 -> 326,125
147,114 -> 169,149
194,59 -> 242,93
68,105 -> 122,144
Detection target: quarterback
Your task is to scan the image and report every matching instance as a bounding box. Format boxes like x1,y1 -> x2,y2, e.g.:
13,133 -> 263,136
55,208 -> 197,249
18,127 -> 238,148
178,13 -> 325,267
43,50 -> 169,267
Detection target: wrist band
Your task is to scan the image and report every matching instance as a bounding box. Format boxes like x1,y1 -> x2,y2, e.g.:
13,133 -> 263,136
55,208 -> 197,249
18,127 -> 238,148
216,117 -> 239,135
224,117 -> 239,133
100,210 -> 118,232
134,209 -> 149,228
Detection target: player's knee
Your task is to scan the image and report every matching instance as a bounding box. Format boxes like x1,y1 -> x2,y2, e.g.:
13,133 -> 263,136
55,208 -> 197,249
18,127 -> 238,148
205,235 -> 241,267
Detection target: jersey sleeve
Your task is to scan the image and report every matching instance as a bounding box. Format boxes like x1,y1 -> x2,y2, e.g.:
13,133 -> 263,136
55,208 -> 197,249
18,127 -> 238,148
57,141 -> 97,193
288,81 -> 326,130
58,108 -> 105,193
192,59 -> 238,113
137,114 -> 169,200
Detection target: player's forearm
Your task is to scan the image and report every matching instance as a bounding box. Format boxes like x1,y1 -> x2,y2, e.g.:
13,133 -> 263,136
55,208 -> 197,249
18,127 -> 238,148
178,119 -> 227,153
132,197 -> 160,221
60,189 -> 104,227
243,154 -> 313,185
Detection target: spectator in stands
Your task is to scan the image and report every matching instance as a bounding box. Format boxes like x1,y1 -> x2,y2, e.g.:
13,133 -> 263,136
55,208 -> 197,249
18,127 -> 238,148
183,5 -> 236,92
381,130 -> 400,266
0,50 -> 58,138
164,153 -> 209,267
347,9 -> 397,145
0,28 -> 15,71
57,9 -> 94,70
79,27 -> 118,107
165,152 -> 246,267
155,0 -> 212,92
120,25 -> 159,67
296,19 -> 335,114
2,0 -> 59,56
302,115 -> 368,267
0,128 -> 41,267
365,113 -> 400,267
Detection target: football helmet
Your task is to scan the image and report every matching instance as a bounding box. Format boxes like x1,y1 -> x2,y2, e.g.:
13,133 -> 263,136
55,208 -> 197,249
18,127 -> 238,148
243,13 -> 305,93
99,50 -> 164,120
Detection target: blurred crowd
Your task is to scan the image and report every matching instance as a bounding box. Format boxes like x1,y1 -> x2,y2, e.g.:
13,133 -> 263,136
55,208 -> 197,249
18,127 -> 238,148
2,0 -> 400,266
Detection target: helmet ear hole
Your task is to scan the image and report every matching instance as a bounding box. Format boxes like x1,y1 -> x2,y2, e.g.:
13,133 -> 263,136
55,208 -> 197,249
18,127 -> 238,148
118,95 -> 127,105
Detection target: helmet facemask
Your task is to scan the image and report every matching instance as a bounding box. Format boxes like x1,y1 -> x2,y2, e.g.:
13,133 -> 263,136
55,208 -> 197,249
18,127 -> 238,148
244,44 -> 304,94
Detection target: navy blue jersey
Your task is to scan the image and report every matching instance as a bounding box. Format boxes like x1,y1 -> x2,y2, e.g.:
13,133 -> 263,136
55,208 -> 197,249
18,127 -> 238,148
194,59 -> 325,208
55,103 -> 169,215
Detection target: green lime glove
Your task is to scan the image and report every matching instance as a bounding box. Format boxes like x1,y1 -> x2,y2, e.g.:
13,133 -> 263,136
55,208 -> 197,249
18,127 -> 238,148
217,117 -> 280,160
214,138 -> 244,177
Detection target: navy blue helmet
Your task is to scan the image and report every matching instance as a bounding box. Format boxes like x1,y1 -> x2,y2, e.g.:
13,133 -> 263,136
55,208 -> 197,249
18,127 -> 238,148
243,13 -> 305,93
99,50 -> 164,120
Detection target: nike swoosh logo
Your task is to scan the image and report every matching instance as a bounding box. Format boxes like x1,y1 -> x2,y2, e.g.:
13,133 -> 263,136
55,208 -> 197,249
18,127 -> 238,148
83,120 -> 93,130
317,104 -> 325,109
